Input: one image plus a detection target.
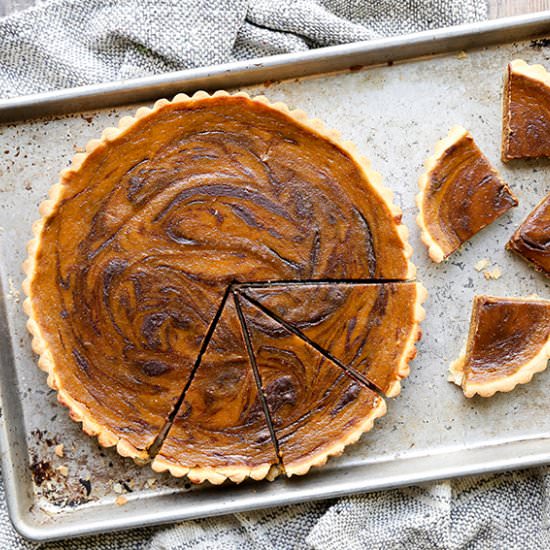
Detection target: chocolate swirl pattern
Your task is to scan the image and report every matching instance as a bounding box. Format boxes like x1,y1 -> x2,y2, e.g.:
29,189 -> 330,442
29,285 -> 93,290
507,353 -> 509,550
23,91 -> 419,479
152,295 -> 279,483
502,60 -> 550,161
243,282 -> 425,397
417,126 -> 518,263
236,296 -> 386,477
449,296 -> 550,398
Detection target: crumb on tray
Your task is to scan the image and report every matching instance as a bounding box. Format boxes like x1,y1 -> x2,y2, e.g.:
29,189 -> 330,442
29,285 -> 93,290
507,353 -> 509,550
54,443 -> 64,458
115,495 -> 128,506
475,258 -> 490,271
483,266 -> 502,280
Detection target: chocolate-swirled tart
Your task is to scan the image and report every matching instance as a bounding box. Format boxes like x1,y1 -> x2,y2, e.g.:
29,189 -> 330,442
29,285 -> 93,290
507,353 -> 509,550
242,282 -> 426,397
23,91 -> 418,480
237,295 -> 386,477
449,295 -> 550,398
502,59 -> 550,161
417,126 -> 518,263
506,194 -> 550,277
151,295 -> 279,483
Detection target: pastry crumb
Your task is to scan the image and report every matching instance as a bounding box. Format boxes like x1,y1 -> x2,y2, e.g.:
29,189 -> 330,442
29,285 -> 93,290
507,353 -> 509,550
6,277 -> 20,303
475,258 -> 490,271
115,495 -> 128,506
456,50 -> 468,59
54,444 -> 64,458
57,465 -> 69,477
484,266 -> 502,280
146,478 -> 157,488
112,482 -> 123,494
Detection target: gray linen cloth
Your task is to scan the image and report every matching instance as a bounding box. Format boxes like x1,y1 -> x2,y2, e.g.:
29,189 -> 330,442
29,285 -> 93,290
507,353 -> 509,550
5,1 -> 547,549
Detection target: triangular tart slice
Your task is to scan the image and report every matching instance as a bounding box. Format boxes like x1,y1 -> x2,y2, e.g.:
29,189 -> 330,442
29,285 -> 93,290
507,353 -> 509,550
417,126 -> 518,262
502,59 -> 550,161
506,193 -> 550,277
241,282 -> 426,397
449,295 -> 550,398
237,295 -> 386,477
152,296 -> 279,484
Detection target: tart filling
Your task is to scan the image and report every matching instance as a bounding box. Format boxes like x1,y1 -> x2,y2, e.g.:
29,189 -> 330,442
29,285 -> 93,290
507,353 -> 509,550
151,295 -> 279,484
417,126 -> 518,263
241,282 -> 426,397
506,193 -> 550,277
237,295 -> 386,477
449,295 -> 550,398
502,59 -> 550,161
23,90 -> 419,479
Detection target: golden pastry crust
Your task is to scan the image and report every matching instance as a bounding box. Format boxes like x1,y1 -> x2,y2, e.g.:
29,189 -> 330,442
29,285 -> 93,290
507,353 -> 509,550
417,126 -> 517,262
284,397 -> 387,477
449,295 -> 550,398
416,126 -> 468,263
22,90 -> 415,472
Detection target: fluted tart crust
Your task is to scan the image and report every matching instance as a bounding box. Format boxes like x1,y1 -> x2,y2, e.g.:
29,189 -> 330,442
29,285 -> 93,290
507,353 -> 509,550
23,90 -> 419,481
449,295 -> 550,398
502,59 -> 550,161
417,126 -> 518,263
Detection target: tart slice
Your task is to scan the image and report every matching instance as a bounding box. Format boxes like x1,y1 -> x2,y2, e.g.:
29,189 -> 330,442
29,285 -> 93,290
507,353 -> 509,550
417,126 -> 518,263
237,295 -> 386,477
502,59 -> 550,161
506,193 -> 550,277
241,282 -> 426,397
449,295 -> 550,398
152,295 -> 279,484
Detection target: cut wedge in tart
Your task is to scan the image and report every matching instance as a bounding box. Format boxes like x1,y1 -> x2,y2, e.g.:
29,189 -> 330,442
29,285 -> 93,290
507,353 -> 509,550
241,282 -> 426,397
506,193 -> 550,277
417,126 -> 518,263
502,59 -> 550,161
449,295 -> 550,398
23,90 -> 418,477
236,295 -> 386,477
151,295 -> 279,484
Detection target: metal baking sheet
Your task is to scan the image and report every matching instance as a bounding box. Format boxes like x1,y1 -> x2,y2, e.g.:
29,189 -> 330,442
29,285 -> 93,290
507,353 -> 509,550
1,13 -> 550,542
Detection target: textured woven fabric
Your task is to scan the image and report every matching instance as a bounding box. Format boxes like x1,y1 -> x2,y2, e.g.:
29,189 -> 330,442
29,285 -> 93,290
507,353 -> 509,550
5,1 -> 539,549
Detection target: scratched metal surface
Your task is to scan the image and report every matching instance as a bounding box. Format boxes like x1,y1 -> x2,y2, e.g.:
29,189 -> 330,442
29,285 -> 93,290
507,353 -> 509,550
0,33 -> 549,540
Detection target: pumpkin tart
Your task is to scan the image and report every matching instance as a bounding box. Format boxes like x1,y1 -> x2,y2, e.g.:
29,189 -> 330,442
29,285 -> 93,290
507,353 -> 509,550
506,193 -> 550,277
23,91 -> 420,481
449,295 -> 550,398
241,282 -> 426,397
236,294 -> 386,477
417,126 -> 518,263
502,59 -> 550,161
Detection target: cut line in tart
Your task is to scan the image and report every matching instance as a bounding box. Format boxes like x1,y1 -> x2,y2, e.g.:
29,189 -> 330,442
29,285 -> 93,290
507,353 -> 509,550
241,282 -> 426,397
506,193 -> 550,277
23,89 -> 421,480
417,126 -> 518,263
502,59 -> 550,161
151,294 -> 280,484
449,295 -> 550,398
236,294 -> 386,478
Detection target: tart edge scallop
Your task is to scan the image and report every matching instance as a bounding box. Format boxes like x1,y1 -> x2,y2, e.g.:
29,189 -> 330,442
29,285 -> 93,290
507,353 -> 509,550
416,125 -> 469,263
448,296 -> 550,398
22,90 -> 417,471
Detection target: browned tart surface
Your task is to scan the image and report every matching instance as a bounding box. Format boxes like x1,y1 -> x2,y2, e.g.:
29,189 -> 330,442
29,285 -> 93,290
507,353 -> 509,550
450,296 -> 550,397
153,295 -> 278,481
26,93 -> 421,480
418,127 -> 517,262
242,282 -> 422,396
507,194 -> 550,277
503,60 -> 550,161
237,296 -> 384,476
